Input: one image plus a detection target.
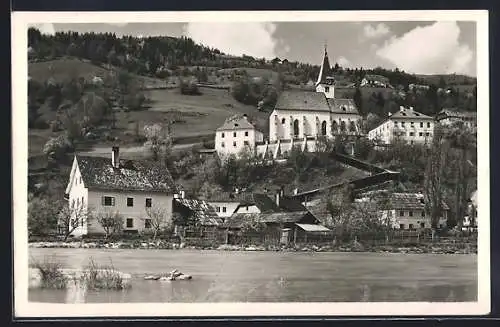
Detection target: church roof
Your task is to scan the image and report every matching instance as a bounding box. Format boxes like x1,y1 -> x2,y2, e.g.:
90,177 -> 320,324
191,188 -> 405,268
275,91 -> 330,112
316,48 -> 334,86
327,98 -> 360,114
390,107 -> 432,120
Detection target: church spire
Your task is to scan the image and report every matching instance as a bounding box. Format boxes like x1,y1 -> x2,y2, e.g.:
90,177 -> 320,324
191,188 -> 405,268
316,43 -> 332,86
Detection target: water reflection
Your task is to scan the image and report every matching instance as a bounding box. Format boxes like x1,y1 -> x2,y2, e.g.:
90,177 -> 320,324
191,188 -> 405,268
28,249 -> 477,303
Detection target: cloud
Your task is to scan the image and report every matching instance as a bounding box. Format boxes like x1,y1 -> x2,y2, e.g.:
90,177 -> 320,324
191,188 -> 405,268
30,23 -> 55,35
363,23 -> 390,39
183,22 -> 279,59
336,56 -> 351,68
376,21 -> 473,75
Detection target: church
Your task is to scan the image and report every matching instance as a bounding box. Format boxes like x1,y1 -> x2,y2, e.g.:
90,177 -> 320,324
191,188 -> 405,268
215,46 -> 363,159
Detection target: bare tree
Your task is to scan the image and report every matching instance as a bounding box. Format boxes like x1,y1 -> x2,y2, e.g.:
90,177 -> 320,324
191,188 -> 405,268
143,207 -> 172,240
143,123 -> 172,162
95,210 -> 123,239
57,204 -> 90,241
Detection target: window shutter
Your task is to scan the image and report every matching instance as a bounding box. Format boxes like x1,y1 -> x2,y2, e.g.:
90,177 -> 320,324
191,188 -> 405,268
111,197 -> 116,206
101,196 -> 105,205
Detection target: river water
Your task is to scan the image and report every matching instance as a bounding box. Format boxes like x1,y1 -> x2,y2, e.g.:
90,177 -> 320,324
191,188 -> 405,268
28,248 -> 477,303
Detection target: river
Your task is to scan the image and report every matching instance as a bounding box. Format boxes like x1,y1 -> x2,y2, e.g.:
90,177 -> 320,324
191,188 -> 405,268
28,248 -> 477,303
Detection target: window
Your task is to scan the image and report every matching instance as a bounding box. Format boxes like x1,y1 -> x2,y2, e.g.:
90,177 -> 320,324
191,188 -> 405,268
410,122 -> 414,127
245,131 -> 248,137
222,207 -> 227,213
233,141 -> 237,147
409,132 -> 414,136
244,141 -> 249,146
400,211 -> 404,216
145,198 -> 152,208
419,132 -> 423,136
401,122 -> 405,127
421,211 -> 425,217
102,196 -> 115,206
246,206 -> 249,211
420,122 -> 424,128
144,219 -> 151,229
127,197 -> 134,207
425,132 -> 430,136
325,86 -> 329,93
216,206 -> 220,212
126,218 -> 134,228
81,197 -> 84,206
409,211 -> 413,217
394,121 -> 398,127
420,222 -> 425,228
409,224 -> 414,230
233,132 -> 237,137
410,140 -> 414,145
399,224 -> 405,229
427,122 -> 431,128
221,132 -> 225,138
221,142 -> 225,148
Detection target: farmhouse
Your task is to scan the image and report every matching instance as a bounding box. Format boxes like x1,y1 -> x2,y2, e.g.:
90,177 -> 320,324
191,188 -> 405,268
360,74 -> 391,88
214,114 -> 264,158
62,146 -> 178,237
367,106 -> 435,145
435,108 -> 477,129
356,191 -> 449,230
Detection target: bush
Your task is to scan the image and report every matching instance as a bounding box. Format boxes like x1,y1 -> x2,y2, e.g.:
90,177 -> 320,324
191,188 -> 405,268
80,257 -> 129,290
43,134 -> 74,161
179,80 -> 201,95
30,255 -> 68,289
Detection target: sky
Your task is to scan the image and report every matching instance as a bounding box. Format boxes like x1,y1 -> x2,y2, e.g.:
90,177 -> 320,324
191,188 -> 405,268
31,21 -> 477,76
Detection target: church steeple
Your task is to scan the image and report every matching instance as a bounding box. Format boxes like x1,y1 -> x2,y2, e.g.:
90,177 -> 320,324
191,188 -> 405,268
315,44 -> 335,99
316,43 -> 333,86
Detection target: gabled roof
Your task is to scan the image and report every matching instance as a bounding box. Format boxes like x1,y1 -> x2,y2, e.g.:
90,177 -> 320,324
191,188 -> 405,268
279,196 -> 309,212
327,98 -> 360,114
173,198 -> 223,226
390,108 -> 432,120
316,48 -> 334,86
75,155 -> 177,193
358,191 -> 450,211
274,91 -> 330,112
224,211 -> 311,228
436,108 -> 477,119
206,192 -> 255,203
217,115 -> 256,131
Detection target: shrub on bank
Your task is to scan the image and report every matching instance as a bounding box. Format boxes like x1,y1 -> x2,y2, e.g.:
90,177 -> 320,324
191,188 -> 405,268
29,255 -> 68,289
80,257 -> 129,290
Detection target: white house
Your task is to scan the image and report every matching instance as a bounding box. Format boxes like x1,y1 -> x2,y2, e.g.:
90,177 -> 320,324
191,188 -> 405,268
367,106 -> 435,145
356,192 -> 449,230
360,74 -> 391,88
62,146 -> 178,237
214,114 -> 264,158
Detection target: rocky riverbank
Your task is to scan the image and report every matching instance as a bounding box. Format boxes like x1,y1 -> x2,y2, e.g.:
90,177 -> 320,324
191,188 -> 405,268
28,240 -> 477,255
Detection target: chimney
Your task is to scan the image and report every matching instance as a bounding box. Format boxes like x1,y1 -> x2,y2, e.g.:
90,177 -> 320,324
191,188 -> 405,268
275,191 -> 280,207
243,114 -> 248,120
180,190 -> 185,199
293,188 -> 298,195
111,146 -> 120,168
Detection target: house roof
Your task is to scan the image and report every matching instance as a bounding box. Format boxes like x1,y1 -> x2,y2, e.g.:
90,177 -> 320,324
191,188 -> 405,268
274,91 -> 331,112
75,155 -> 177,193
216,115 -> 256,131
436,108 -> 477,119
327,98 -> 360,114
363,74 -> 390,83
316,48 -> 334,85
358,191 -> 450,211
173,198 -> 223,226
279,196 -> 309,212
296,223 -> 331,232
207,192 -> 307,214
390,108 -> 433,120
224,211 -> 311,228
207,192 -> 256,203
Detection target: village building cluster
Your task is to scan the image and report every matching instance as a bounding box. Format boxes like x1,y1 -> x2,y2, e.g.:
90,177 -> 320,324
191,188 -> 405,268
60,45 -> 478,242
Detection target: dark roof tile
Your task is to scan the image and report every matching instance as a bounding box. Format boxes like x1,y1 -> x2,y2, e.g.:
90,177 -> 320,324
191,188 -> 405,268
174,198 -> 223,226
275,91 -> 330,112
76,155 -> 177,193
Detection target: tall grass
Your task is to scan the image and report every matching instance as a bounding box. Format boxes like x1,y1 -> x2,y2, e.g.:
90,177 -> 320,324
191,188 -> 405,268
80,257 -> 129,290
29,255 -> 68,289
